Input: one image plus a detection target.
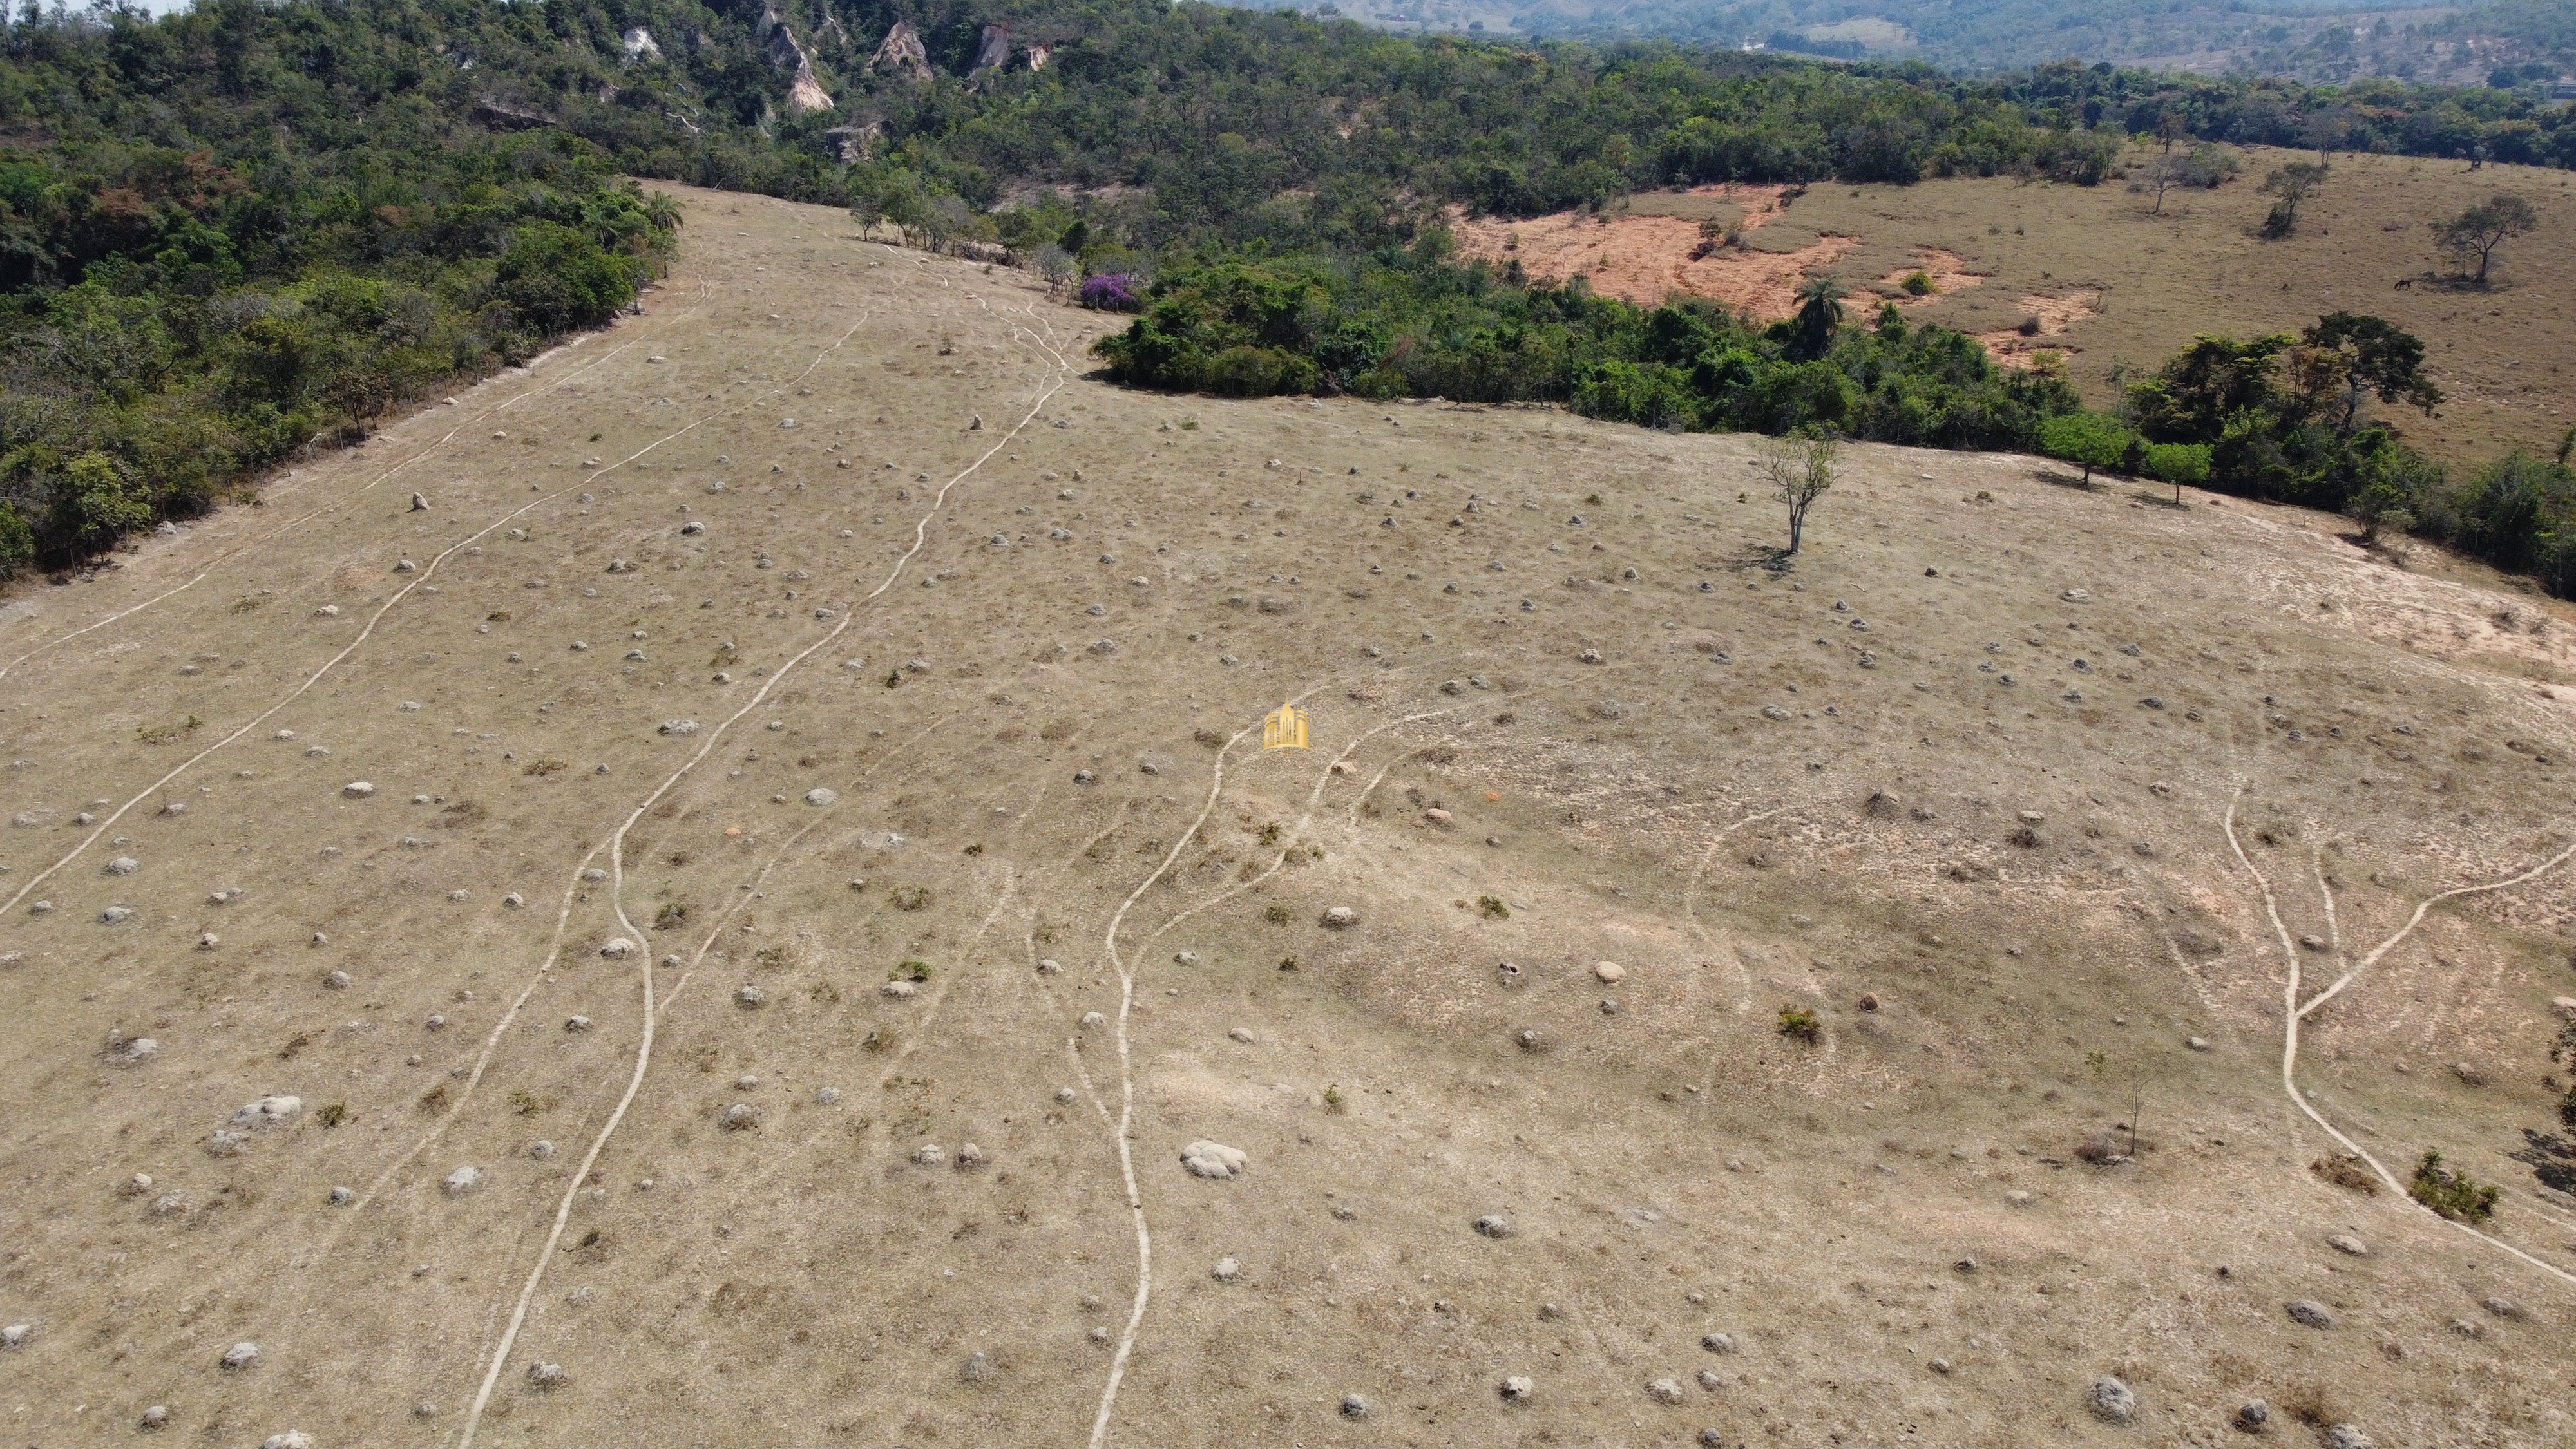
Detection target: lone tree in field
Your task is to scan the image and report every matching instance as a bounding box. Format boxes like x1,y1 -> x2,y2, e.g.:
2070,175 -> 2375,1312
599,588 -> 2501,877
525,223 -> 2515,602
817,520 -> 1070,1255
1757,430 -> 1838,554
2133,143 -> 2231,215
2258,160 -> 2329,236
2038,412 -> 2136,486
2436,192 -> 2537,285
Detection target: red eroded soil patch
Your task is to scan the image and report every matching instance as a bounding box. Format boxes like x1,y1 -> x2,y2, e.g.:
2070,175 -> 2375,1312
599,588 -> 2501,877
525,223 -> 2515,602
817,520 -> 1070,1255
1880,249 -> 1986,308
1971,290 -> 2101,370
1449,185 -> 1853,321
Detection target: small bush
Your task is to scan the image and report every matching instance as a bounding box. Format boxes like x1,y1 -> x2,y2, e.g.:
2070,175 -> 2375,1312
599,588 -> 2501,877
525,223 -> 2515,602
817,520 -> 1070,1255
2016,314 -> 2043,336
891,960 -> 931,983
892,886 -> 933,911
1323,1084 -> 1346,1113
2309,1154 -> 2378,1193
1478,895 -> 1510,918
316,1101 -> 348,1128
1777,1006 -> 1822,1043
654,900 -> 688,931
523,757 -> 568,777
1078,273 -> 1143,312
1264,904 -> 1292,924
508,1089 -> 540,1115
1900,270 -> 1935,296
2409,1150 -> 2500,1222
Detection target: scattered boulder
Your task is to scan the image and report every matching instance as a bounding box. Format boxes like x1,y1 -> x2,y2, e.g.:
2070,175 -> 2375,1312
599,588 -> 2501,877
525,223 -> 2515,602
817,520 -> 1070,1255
2483,1294 -> 2523,1320
1339,1395 -> 1369,1419
1700,1333 -> 1736,1353
0,1323 -> 29,1349
1180,1140 -> 1248,1179
912,1144 -> 948,1168
2327,1233 -> 2367,1256
1593,961 -> 1627,984
720,1103 -> 760,1131
1499,1375 -> 1533,1404
2320,1428 -> 2374,1449
2086,1376 -> 2135,1424
1474,1214 -> 1511,1238
1212,1256 -> 1242,1282
443,1166 -> 485,1196
2285,1299 -> 2335,1329
260,1434 -> 314,1449
231,1096 -> 302,1131
804,787 -> 837,806
2236,1400 -> 2269,1431
956,1143 -> 986,1169
600,938 -> 634,959
1321,905 -> 1357,929
735,984 -> 764,1007
138,1404 -> 166,1429
342,781 -> 375,798
526,1361 -> 568,1389
221,1341 -> 262,1372
1646,1378 -> 1686,1405
106,855 -> 138,875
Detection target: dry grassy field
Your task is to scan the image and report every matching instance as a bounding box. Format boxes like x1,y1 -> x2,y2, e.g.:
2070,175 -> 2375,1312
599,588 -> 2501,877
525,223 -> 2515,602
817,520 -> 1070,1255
3,184 -> 2575,1448
1452,146 -> 2576,468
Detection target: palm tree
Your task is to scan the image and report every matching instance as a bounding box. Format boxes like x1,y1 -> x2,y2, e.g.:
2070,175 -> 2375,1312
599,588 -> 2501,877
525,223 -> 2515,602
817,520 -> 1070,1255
643,190 -> 683,233
1790,276 -> 1846,361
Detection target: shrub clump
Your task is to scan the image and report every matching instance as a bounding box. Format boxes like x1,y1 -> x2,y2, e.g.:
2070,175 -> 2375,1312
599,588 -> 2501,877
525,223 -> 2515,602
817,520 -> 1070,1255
2408,1150 -> 2500,1222
1777,1006 -> 1822,1043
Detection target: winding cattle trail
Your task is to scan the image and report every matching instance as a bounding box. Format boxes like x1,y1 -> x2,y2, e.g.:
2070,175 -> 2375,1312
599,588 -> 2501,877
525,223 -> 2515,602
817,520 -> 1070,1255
2223,785 -> 2576,1291
455,294 -> 1075,1449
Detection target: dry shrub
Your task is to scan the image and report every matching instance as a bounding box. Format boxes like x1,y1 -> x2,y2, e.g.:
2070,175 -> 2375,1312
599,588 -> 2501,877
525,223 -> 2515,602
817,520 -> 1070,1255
2309,1153 -> 2378,1194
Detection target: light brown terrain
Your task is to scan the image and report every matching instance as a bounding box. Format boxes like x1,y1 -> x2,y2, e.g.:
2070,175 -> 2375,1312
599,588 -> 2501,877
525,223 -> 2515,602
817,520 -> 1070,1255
3,183 -> 2576,1449
1449,147 -> 2576,466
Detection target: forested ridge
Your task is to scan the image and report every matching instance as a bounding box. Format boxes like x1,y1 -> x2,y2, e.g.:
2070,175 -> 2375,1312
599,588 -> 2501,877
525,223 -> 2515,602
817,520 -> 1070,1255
3,0 -> 2573,584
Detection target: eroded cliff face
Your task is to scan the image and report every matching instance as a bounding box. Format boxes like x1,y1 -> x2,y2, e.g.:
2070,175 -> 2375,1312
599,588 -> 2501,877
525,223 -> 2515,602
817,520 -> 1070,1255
759,3 -> 833,113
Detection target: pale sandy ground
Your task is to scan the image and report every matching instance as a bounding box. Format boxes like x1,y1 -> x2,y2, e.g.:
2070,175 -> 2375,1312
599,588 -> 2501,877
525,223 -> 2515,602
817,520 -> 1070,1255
2,184 -> 2574,1449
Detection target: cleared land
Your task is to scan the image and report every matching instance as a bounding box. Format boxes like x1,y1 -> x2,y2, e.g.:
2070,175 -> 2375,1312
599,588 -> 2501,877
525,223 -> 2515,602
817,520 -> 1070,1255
1451,146 -> 2576,467
3,184 -> 2576,1448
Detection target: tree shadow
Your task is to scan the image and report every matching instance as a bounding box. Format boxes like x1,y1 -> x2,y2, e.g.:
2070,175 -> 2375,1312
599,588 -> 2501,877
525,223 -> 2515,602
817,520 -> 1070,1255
2031,466 -> 2095,491
2132,488 -> 2188,510
1725,543 -> 1796,575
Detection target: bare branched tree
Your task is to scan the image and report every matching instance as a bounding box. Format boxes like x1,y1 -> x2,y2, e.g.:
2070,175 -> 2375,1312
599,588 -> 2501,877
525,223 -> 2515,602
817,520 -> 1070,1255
1756,431 -> 1838,554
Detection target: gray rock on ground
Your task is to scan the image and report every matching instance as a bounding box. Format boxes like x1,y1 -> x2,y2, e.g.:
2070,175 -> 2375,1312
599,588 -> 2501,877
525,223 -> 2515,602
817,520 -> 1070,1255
1646,1378 -> 1686,1405
260,1434 -> 314,1449
1474,1214 -> 1511,1238
221,1341 -> 261,1371
2285,1299 -> 2335,1329
231,1095 -> 302,1130
1180,1140 -> 1248,1179
2327,1233 -> 2367,1256
2087,1376 -> 2135,1424
443,1166 -> 485,1196
1499,1375 -> 1532,1403
2321,1428 -> 2374,1449
526,1361 -> 568,1388
2236,1400 -> 2269,1430
1321,905 -> 1357,929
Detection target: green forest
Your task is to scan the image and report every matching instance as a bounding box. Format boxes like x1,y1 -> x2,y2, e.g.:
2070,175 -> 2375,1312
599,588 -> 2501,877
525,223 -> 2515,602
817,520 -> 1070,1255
3,0 -> 2573,589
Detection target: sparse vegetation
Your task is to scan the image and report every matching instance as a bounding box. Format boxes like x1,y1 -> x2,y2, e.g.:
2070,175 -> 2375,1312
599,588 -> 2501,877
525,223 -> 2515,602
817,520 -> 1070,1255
2310,1153 -> 2380,1193
315,1101 -> 348,1128
1478,895 -> 1511,919
2409,1150 -> 2501,1222
1757,431 -> 1838,554
1778,1006 -> 1822,1042
892,886 -> 933,911
1264,904 -> 1292,924
654,900 -> 689,931
2258,159 -> 2329,237
890,960 -> 931,983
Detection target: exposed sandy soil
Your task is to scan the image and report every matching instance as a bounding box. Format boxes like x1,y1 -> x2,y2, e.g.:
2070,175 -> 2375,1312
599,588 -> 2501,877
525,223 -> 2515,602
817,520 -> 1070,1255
1453,151 -> 2575,466
5,184 -> 2576,1449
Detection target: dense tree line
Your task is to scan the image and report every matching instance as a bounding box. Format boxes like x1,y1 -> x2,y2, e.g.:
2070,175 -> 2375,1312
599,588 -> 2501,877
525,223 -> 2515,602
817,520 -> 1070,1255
0,1 -> 673,576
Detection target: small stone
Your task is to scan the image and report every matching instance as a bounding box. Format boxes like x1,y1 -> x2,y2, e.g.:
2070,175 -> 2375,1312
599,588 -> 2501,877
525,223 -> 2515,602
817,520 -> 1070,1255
2086,1375 -> 2135,1423
1056,1087 -> 1077,1103
122,1036 -> 158,1062
735,983 -> 764,1007
2004,1189 -> 2034,1207
956,1142 -> 986,1168
2285,1299 -> 2335,1329
1174,949 -> 1201,965
0,1323 -> 28,1349
260,1434 -> 314,1449
1079,1010 -> 1105,1030
2237,1399 -> 2269,1430
325,970 -> 352,990
221,1340 -> 262,1371
2187,1036 -> 2211,1051
721,1103 -> 760,1131
1647,1377 -> 1686,1405
1474,1213 -> 1511,1238
139,1404 -> 167,1429
329,1186 -> 353,1205
600,937 -> 634,959
1701,1332 -> 1735,1353
1340,1395 -> 1369,1419
912,1144 -> 948,1168
566,1015 -> 593,1032
1594,960 -> 1627,984
2320,1428 -> 2374,1449
1929,1357 -> 1951,1374
1321,905 -> 1357,929
881,979 -> 918,998
1037,958 -> 1063,975
814,1087 -> 841,1105
2327,1233 -> 2367,1256
1228,1027 -> 1255,1044
342,781 -> 375,797
527,1361 -> 568,1388
106,855 -> 138,875
530,1141 -> 556,1160
1180,1140 -> 1248,1179
443,1166 -> 485,1196
1212,1256 -> 1242,1282
1696,1368 -> 1722,1390
100,904 -> 133,923
805,787 -> 838,806
1500,1374 -> 1534,1403
2483,1294 -> 2523,1320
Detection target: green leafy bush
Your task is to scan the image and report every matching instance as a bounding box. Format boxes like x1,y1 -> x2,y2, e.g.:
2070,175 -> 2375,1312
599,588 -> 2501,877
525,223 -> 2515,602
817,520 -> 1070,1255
2408,1150 -> 2501,1222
